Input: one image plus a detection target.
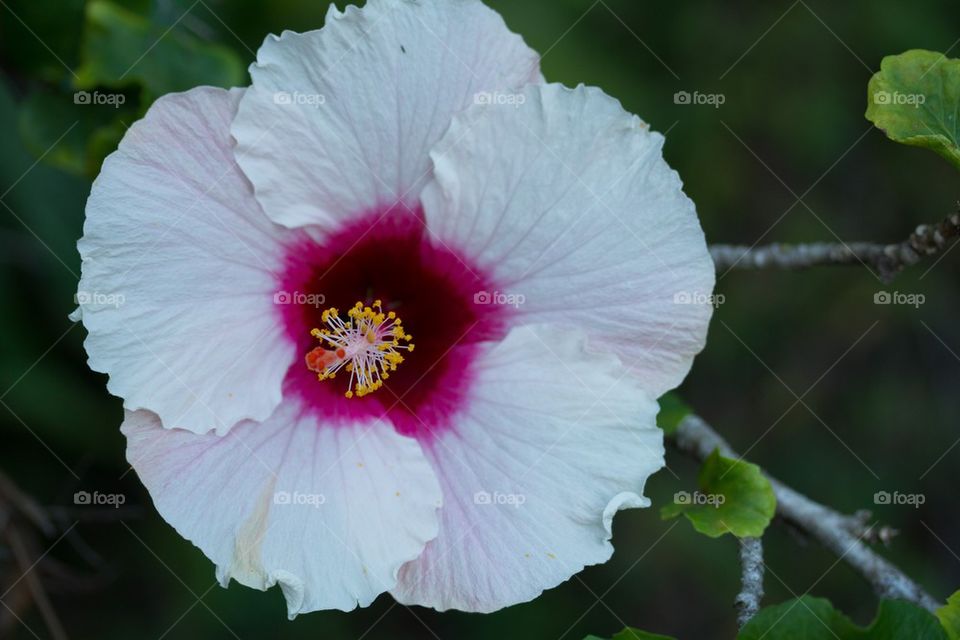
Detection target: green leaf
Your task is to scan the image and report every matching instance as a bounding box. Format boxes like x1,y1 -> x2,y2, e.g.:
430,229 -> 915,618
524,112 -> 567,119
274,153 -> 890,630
869,601 -> 951,640
866,49 -> 960,170
738,596 -> 859,639
584,628 -> 676,640
738,597 -> 947,639
76,0 -> 245,97
938,590 -> 960,639
661,449 -> 775,538
657,392 -> 691,436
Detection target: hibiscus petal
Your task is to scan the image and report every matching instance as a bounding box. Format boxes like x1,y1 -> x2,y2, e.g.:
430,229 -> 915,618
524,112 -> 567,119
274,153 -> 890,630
422,83 -> 715,398
77,87 -> 294,435
231,0 -> 541,230
123,403 -> 442,616
390,324 -> 663,612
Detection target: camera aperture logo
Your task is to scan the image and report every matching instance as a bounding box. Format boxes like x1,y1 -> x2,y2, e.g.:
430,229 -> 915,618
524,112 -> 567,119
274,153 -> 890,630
74,90 -> 126,109
674,90 -> 725,108
273,91 -> 326,108
75,290 -> 125,309
274,291 -> 326,308
474,91 -> 526,108
673,291 -> 724,308
874,490 -> 925,508
273,490 -> 326,508
474,290 -> 526,308
874,291 -> 924,308
74,490 -> 126,508
873,91 -> 925,108
673,490 -> 725,508
473,490 -> 526,508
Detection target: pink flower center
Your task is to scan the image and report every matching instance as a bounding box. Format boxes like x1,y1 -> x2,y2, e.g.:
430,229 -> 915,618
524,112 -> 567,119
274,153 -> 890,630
277,205 -> 509,439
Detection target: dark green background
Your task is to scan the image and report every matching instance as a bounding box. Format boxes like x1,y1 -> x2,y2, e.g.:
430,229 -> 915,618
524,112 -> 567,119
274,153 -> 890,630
1,1 -> 958,638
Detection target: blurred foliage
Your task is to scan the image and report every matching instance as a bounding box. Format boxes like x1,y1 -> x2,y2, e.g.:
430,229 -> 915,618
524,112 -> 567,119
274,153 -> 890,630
585,628 -> 676,640
76,1 -> 245,99
18,88 -> 137,176
1,0 -> 959,638
5,0 -> 245,178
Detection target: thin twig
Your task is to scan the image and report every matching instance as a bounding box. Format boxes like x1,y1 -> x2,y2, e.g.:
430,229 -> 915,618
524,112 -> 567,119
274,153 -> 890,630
672,414 -> 941,612
0,470 -> 54,536
5,525 -> 69,640
710,211 -> 960,283
736,537 -> 764,627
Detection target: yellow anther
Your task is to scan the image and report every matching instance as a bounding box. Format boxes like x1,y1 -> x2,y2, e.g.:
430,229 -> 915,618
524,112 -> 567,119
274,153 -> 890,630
305,300 -> 415,399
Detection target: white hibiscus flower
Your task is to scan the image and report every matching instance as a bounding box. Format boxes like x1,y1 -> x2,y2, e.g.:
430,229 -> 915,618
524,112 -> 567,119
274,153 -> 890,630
73,0 -> 714,617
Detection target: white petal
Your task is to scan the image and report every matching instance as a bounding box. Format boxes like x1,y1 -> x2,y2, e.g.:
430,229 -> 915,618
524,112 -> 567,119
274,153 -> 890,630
123,403 -> 442,616
390,324 -> 664,612
232,0 -> 541,230
78,87 -> 294,435
423,83 -> 715,397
